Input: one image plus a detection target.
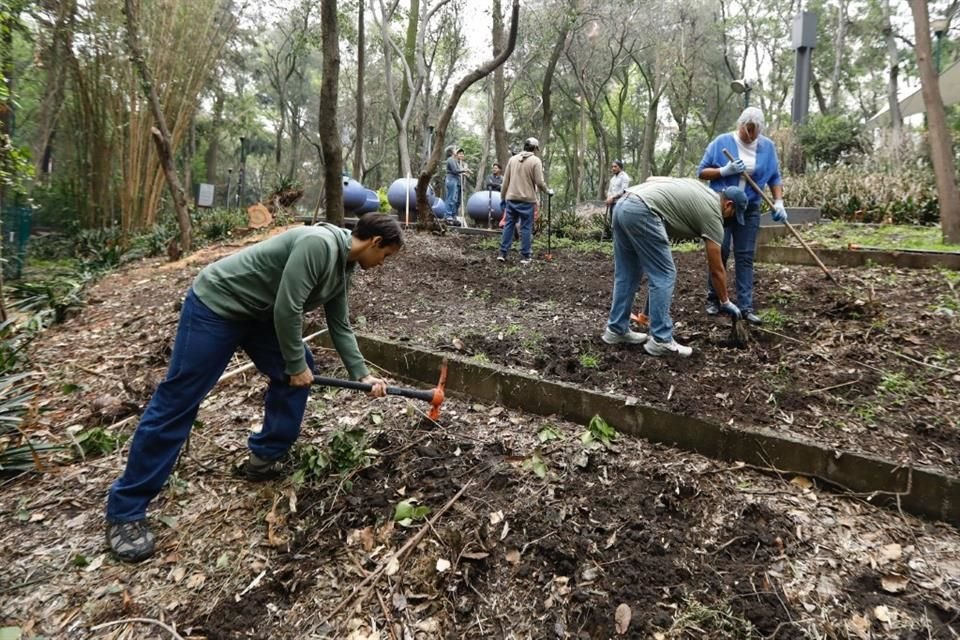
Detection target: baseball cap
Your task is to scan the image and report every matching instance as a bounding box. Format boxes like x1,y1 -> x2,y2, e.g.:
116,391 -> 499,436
721,186 -> 748,225
524,137 -> 540,150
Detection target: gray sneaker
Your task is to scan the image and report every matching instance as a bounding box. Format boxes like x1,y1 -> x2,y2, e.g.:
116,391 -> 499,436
520,258 -> 532,266
644,339 -> 693,358
602,328 -> 648,345
235,452 -> 292,481
705,301 -> 720,315
496,255 -> 506,263
107,519 -> 156,563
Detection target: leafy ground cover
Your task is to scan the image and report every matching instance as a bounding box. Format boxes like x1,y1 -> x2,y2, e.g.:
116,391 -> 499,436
1,227 -> 958,639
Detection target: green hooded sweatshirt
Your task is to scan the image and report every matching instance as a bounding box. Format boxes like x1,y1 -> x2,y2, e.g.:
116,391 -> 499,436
192,224 -> 367,379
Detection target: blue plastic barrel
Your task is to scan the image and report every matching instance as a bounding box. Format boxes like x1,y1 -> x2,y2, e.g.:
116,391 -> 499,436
387,178 -> 434,212
466,190 -> 503,224
342,178 -> 367,211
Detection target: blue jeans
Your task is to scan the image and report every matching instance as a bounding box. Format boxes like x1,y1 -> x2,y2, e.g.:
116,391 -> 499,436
498,201 -> 534,259
607,196 -> 676,343
706,202 -> 761,311
444,175 -> 461,219
106,290 -> 315,523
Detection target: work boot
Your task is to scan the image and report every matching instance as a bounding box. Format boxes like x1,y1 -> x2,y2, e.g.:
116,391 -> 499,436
601,328 -> 648,345
235,452 -> 293,482
644,339 -> 693,358
106,519 -> 156,563
744,311 -> 763,326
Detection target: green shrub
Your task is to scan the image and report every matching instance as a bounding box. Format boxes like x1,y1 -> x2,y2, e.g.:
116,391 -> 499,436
796,114 -> 869,167
785,167 -> 940,225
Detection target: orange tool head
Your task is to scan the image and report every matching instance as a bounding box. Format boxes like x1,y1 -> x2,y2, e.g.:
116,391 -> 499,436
427,360 -> 448,421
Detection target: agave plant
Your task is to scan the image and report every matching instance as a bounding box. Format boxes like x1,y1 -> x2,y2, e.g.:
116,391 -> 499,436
0,372 -> 61,474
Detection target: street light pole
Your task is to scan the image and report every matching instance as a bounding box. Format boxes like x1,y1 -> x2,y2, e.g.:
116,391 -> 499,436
931,18 -> 948,74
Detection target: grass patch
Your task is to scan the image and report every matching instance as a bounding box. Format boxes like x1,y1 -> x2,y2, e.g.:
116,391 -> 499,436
772,220 -> 958,253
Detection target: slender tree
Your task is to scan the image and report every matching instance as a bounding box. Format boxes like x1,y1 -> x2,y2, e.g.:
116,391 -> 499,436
124,0 -> 192,254
909,0 -> 960,243
319,0 -> 343,225
415,0 -> 520,225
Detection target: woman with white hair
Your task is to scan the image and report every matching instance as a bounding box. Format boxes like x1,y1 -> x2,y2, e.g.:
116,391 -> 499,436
697,107 -> 786,326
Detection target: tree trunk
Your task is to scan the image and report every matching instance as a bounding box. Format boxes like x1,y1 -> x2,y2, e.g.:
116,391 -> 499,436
829,0 -> 847,111
205,86 -> 224,184
909,0 -> 960,244
32,0 -> 76,181
416,0 -> 520,226
352,0 -> 365,180
319,0 -> 343,226
538,7 -> 572,157
491,0 -> 509,166
882,0 -> 902,168
123,0 -> 192,253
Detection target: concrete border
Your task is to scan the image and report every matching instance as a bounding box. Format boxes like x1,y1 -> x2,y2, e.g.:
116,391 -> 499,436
336,334 -> 960,527
757,245 -> 960,270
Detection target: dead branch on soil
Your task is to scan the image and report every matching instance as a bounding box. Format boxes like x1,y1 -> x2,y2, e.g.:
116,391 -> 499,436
319,481 -> 472,628
89,617 -> 185,640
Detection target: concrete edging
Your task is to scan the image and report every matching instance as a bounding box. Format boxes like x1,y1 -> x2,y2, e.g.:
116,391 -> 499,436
337,334 -> 959,527
756,245 -> 960,270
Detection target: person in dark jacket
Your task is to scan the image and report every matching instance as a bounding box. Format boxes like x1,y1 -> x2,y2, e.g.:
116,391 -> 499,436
105,214 -> 403,563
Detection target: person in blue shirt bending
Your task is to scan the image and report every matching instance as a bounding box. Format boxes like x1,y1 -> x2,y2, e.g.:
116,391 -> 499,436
697,107 -> 786,326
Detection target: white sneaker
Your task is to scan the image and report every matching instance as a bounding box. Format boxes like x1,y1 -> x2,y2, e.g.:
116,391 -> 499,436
496,255 -> 506,262
601,328 -> 648,345
643,339 -> 693,358
520,258 -> 532,266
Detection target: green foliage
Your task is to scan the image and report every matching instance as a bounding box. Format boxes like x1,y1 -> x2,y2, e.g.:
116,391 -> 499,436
758,309 -> 787,330
194,208 -> 247,243
578,352 -> 600,369
785,167 -> 940,226
521,453 -> 548,478
0,372 -> 62,474
538,424 -> 562,442
7,274 -> 87,326
878,372 -> 916,396
328,427 -> 372,473
394,499 -> 431,526
291,443 -> 330,484
73,427 -> 127,458
581,415 -> 617,449
797,114 -> 869,167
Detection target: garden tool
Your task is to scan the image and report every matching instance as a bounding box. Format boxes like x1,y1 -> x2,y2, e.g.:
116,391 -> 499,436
545,191 -> 554,260
313,360 -> 448,420
721,148 -> 839,285
729,313 -> 753,348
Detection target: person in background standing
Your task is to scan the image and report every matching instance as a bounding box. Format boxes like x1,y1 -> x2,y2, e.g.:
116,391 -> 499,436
445,147 -> 471,225
697,107 -> 786,325
485,162 -> 504,192
497,138 -> 553,265
606,160 -> 630,206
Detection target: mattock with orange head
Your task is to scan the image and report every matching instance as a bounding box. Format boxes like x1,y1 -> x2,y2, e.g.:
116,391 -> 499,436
312,360 -> 448,420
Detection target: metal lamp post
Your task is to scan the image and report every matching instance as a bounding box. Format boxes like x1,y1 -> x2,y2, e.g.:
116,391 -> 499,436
730,79 -> 753,109
932,18 -> 948,74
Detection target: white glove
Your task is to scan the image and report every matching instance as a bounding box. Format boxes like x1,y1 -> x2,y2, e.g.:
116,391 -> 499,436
772,199 -> 788,223
719,159 -> 746,177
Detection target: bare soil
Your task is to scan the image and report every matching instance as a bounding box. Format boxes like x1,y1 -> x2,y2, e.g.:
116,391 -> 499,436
2,228 -> 958,640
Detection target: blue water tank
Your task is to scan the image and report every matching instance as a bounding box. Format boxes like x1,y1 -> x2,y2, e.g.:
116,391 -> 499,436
354,189 -> 381,214
387,178 -> 434,212
342,178 -> 367,211
430,197 -> 447,218
466,190 -> 503,224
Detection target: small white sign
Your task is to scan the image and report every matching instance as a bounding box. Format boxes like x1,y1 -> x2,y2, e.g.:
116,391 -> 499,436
197,183 -> 215,208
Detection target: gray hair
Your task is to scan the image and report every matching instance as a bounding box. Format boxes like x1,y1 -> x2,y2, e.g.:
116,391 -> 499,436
737,107 -> 765,132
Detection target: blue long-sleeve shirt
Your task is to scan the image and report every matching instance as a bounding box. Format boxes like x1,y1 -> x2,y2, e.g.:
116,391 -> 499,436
698,132 -> 782,206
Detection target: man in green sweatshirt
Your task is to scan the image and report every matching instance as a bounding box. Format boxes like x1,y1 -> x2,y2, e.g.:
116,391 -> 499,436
105,213 -> 403,562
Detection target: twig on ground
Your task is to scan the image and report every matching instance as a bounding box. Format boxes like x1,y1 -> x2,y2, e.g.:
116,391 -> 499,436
320,481 -> 472,627
89,617 -> 186,640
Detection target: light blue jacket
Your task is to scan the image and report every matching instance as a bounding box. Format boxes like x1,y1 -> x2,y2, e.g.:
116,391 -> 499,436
698,132 -> 782,206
